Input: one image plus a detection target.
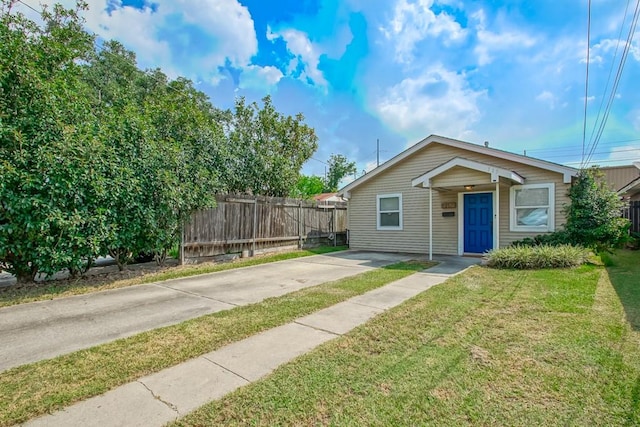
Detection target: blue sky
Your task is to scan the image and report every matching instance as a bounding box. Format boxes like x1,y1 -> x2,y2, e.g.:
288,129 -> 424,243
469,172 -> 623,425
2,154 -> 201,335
20,0 -> 640,178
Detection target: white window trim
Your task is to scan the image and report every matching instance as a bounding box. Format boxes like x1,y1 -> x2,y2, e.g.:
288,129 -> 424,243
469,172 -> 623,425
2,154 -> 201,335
510,183 -> 555,232
377,193 -> 403,230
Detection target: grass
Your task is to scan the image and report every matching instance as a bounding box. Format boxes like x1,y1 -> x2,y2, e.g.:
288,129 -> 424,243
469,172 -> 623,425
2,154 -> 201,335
604,249 -> 640,330
0,259 -> 434,427
0,246 -> 347,308
173,252 -> 640,426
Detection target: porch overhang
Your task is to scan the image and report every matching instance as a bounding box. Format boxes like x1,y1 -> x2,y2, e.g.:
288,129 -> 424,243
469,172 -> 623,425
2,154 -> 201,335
411,157 -> 525,189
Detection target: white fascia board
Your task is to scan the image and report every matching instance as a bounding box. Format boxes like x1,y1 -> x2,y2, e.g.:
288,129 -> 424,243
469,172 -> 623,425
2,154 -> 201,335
412,157 -> 525,188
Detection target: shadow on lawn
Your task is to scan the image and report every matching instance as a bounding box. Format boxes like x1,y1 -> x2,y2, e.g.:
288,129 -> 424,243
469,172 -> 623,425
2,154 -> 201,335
604,250 -> 640,331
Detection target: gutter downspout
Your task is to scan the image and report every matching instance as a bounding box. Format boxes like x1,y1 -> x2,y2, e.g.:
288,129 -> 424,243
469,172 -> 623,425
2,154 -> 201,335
429,184 -> 433,261
495,181 -> 500,250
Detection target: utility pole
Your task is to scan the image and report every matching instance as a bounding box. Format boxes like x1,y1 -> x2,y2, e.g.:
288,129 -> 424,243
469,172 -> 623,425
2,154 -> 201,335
377,138 -> 380,167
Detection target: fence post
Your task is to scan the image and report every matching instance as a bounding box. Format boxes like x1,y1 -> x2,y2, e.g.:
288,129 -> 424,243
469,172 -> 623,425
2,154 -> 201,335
252,197 -> 257,256
298,201 -> 303,249
333,206 -> 337,247
179,220 -> 185,265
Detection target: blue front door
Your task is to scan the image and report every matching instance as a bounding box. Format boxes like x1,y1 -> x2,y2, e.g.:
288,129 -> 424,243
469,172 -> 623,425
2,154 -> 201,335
464,193 -> 493,253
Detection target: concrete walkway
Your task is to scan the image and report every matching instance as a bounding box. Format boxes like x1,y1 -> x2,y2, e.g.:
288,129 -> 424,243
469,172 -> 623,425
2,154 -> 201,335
23,256 -> 477,427
0,251 -> 415,372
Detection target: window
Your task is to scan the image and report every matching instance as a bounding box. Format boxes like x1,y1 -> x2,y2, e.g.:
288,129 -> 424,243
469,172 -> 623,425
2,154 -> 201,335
377,193 -> 403,230
510,183 -> 555,232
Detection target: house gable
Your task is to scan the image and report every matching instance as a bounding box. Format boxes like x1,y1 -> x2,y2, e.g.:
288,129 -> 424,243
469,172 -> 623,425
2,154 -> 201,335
340,134 -> 577,197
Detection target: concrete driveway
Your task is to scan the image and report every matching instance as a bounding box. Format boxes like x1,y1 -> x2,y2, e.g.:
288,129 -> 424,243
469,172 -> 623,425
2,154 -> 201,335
0,251 -> 414,373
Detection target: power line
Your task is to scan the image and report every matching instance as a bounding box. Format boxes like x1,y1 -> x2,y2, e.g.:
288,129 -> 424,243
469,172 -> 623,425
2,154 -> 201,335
585,0 -> 632,158
539,147 -> 640,160
310,157 -> 328,165
583,0 -> 640,167
580,0 -> 592,164
524,138 -> 640,153
566,157 -> 640,165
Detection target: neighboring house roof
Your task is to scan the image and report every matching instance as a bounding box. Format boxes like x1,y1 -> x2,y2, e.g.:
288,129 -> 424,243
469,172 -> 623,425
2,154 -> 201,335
601,163 -> 640,191
313,193 -> 346,203
339,134 -> 578,197
618,176 -> 640,198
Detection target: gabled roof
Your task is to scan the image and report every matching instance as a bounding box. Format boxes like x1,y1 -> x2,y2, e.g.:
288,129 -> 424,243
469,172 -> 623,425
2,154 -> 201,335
411,157 -> 525,188
339,134 -> 578,197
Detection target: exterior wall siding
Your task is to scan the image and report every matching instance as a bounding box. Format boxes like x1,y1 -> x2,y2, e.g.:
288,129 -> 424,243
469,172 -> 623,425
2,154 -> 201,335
347,142 -> 572,255
601,165 -> 640,191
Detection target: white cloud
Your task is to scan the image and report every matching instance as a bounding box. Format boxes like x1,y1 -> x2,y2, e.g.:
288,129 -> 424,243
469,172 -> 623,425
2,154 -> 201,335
240,65 -> 284,90
603,144 -> 640,166
472,9 -> 536,66
18,0 -> 281,89
536,90 -> 558,109
83,1 -> 175,74
382,0 -> 466,63
267,26 -> 327,88
590,38 -> 640,63
174,0 -> 257,71
374,64 -> 486,142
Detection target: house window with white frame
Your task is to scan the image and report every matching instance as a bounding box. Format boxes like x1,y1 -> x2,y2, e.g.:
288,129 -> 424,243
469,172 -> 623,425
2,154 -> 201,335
510,183 -> 555,232
377,193 -> 403,230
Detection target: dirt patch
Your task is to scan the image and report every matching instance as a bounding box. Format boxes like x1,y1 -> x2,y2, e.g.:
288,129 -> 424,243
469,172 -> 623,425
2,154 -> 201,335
0,259 -> 181,292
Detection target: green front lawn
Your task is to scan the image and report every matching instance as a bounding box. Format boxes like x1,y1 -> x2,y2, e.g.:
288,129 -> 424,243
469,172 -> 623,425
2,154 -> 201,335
174,251 -> 640,426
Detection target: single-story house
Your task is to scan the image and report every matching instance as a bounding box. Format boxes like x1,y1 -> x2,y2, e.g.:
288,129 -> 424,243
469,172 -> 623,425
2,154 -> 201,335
339,134 -> 579,259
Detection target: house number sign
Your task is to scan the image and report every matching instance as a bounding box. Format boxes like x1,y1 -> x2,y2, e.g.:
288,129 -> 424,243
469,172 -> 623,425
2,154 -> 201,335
441,202 -> 456,209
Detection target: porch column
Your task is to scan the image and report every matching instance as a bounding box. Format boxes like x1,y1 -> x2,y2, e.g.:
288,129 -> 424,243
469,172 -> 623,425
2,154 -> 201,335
495,181 -> 500,250
429,185 -> 433,261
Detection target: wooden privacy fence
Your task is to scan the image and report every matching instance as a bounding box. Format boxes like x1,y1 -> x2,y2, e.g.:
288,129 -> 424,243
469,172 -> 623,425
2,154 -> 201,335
623,200 -> 640,233
183,194 -> 347,260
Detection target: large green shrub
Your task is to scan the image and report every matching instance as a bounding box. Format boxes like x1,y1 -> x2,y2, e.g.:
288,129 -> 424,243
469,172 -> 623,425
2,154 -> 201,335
564,167 -> 630,252
486,245 -> 590,269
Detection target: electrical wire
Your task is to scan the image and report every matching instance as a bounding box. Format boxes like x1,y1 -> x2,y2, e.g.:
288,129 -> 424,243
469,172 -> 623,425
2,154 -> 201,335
583,0 -> 640,167
566,157 -> 640,165
536,147 -> 640,160
581,0 -> 592,164
524,138 -> 640,153
585,0 -> 632,157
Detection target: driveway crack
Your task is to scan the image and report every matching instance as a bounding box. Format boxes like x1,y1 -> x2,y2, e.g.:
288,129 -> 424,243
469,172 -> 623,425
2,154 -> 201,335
154,284 -> 239,307
137,380 -> 179,414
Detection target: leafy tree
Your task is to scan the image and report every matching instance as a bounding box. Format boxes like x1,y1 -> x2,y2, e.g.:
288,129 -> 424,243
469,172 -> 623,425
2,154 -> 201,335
564,167 -> 630,252
0,1 -> 99,281
291,175 -> 325,199
82,42 -> 224,268
324,154 -> 356,192
221,96 -> 318,197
